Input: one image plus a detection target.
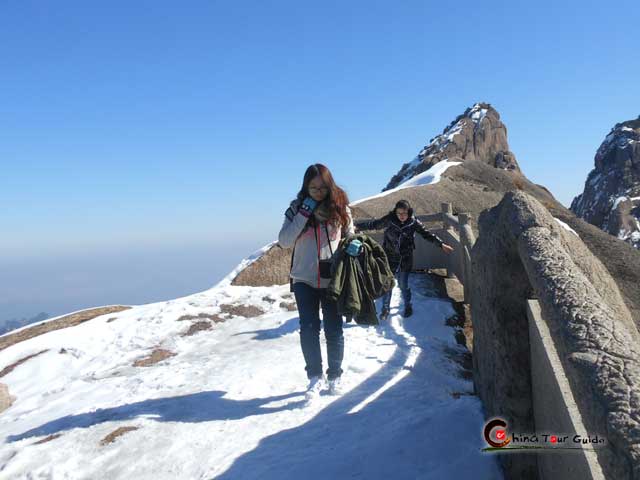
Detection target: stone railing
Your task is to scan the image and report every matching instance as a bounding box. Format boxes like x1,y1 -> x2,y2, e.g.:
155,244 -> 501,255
435,203 -> 475,304
527,299 -> 606,480
359,202 -> 475,304
469,190 -> 640,480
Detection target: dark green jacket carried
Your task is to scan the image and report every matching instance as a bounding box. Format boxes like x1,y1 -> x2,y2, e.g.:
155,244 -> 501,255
326,233 -> 395,325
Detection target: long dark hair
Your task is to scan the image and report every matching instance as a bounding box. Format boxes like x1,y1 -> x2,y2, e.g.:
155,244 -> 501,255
390,199 -> 414,218
297,164 -> 350,228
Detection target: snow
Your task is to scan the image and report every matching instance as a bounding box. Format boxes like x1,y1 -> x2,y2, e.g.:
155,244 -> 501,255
399,160 -> 463,187
469,104 -> 488,124
596,126 -> 639,160
617,221 -> 640,242
0,270 -> 502,479
587,173 -> 601,187
444,123 -> 464,142
395,156 -> 425,185
350,160 -> 462,206
554,218 -> 580,238
612,196 -> 629,210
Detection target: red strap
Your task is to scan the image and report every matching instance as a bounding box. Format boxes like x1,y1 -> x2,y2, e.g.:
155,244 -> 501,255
316,223 -> 321,287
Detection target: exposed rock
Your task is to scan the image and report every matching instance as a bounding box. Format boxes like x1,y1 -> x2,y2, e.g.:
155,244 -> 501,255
0,349 -> 49,378
33,433 -> 62,445
100,426 -> 139,446
0,383 -> 15,413
231,243 -> 292,287
385,102 -> 520,190
0,312 -> 49,336
471,191 -> 640,479
279,301 -> 297,311
176,313 -> 225,323
0,305 -> 131,353
218,304 -> 265,318
181,321 -> 212,336
132,348 -> 176,367
571,118 -> 640,249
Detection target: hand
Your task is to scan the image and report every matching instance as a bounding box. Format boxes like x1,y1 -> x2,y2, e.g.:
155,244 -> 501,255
441,243 -> 454,254
345,239 -> 363,256
299,197 -> 318,217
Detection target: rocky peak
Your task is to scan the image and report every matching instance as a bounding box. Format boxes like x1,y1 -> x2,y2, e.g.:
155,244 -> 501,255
385,102 -> 520,190
570,117 -> 640,249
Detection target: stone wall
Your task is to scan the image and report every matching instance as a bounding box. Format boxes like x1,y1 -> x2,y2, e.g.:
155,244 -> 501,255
471,191 -> 640,479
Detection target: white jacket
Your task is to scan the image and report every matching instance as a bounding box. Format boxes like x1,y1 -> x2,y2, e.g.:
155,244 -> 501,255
278,198 -> 355,289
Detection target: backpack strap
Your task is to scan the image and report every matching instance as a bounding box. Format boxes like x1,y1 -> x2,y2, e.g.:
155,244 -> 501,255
323,222 -> 334,256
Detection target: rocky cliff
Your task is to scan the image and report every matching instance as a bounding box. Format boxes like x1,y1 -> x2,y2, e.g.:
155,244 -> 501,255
571,117 -> 640,249
385,102 -> 519,190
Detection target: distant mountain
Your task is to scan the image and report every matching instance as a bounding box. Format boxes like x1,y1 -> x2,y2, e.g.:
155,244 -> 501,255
385,102 -> 520,190
571,117 -> 640,249
0,312 -> 49,336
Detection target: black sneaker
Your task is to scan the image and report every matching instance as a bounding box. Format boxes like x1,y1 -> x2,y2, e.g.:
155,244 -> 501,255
403,305 -> 413,317
380,308 -> 390,321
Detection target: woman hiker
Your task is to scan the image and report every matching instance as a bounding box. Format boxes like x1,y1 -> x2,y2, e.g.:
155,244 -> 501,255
355,199 -> 454,320
278,164 -> 355,399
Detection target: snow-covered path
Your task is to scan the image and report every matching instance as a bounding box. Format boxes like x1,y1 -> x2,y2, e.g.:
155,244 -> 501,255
0,271 -> 502,479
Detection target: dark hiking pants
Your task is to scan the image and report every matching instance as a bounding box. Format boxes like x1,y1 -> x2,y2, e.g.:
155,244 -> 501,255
292,281 -> 344,380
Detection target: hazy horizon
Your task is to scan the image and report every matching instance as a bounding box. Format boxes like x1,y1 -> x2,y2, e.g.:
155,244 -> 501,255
0,236 -> 272,327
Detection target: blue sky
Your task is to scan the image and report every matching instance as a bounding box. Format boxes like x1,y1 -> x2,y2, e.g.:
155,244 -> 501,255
2,1 -> 639,322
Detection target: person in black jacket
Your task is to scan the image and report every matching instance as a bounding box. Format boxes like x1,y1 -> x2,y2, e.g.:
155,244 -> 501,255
354,199 -> 454,319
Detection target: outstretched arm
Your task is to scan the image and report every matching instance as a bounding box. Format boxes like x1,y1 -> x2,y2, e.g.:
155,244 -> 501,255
354,212 -> 392,232
415,218 -> 445,247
